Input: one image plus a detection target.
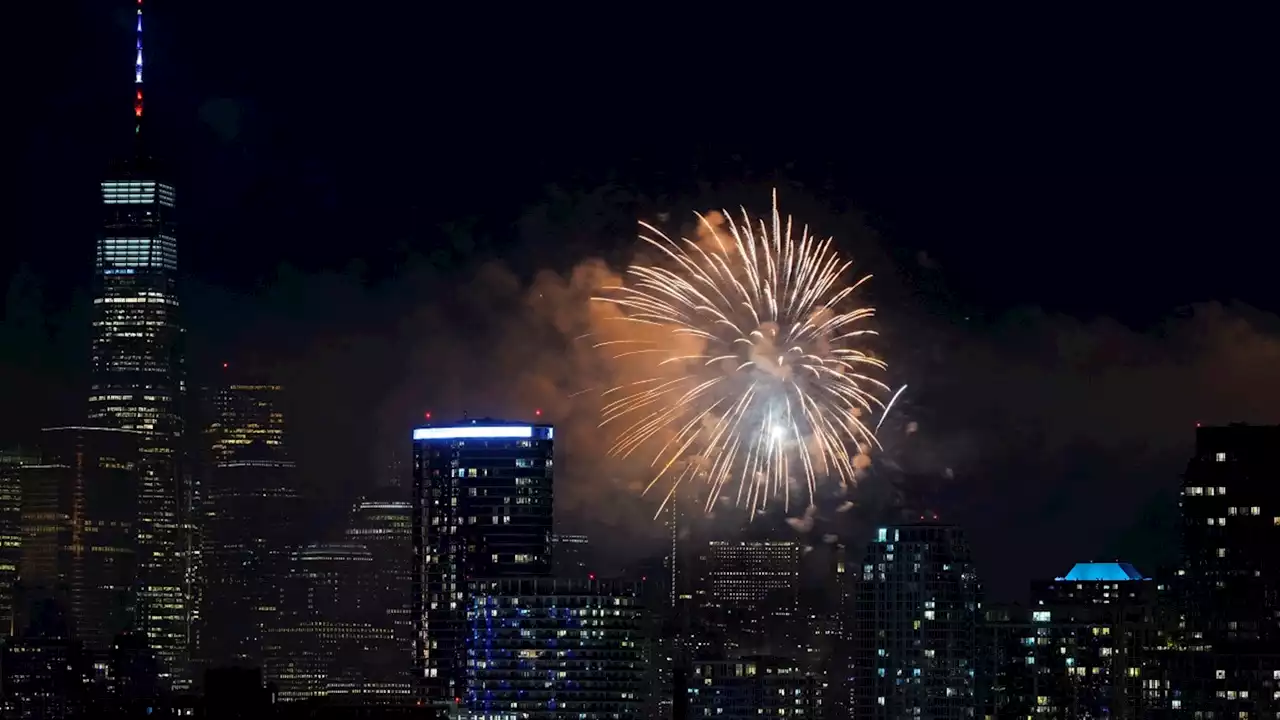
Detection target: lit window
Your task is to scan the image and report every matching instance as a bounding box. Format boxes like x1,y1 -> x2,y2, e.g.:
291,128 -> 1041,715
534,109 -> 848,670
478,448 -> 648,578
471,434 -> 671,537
1215,452 -> 1227,462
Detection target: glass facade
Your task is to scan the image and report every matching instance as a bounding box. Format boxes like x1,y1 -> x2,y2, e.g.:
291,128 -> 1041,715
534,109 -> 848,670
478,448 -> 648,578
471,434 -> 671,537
411,419 -> 554,705
89,166 -> 188,686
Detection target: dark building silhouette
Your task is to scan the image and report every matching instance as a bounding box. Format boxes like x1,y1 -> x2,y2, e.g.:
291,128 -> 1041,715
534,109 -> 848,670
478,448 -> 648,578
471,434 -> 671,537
1,598 -> 93,718
201,666 -> 276,718
86,0 -> 190,686
343,495 -> 413,696
411,418 -> 554,706
201,376 -> 301,671
105,629 -> 164,716
267,542 -> 397,702
17,426 -> 141,653
550,533 -> 589,578
1162,423 -> 1280,717
1181,423 -> 1280,649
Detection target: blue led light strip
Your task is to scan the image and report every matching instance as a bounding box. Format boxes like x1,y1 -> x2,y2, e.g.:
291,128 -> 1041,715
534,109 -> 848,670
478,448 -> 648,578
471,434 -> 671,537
413,426 -> 534,441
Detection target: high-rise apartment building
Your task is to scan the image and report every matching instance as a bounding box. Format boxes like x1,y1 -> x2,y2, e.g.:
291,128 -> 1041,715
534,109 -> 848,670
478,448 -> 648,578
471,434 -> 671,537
465,577 -> 649,719
411,418 -> 554,705
850,523 -> 981,719
86,0 -> 189,685
201,376 -> 301,670
979,562 -> 1160,718
1180,424 -> 1280,650
17,427 -> 141,652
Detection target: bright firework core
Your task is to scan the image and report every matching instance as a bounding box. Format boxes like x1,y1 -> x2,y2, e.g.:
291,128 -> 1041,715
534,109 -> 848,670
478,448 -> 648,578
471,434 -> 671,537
594,191 -> 891,519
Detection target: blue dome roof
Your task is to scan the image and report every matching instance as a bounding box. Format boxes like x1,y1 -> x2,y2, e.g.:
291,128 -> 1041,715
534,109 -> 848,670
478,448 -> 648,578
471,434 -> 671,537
1056,562 -> 1147,582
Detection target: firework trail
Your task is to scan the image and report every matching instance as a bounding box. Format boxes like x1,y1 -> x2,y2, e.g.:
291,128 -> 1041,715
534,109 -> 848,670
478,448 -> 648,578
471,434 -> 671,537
593,191 -> 891,519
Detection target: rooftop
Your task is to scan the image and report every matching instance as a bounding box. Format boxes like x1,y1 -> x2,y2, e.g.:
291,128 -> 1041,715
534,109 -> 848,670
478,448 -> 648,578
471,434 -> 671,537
1056,562 -> 1148,582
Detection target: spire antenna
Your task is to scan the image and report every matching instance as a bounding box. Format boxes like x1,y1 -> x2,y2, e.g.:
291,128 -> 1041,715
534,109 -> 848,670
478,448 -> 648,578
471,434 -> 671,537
134,0 -> 144,133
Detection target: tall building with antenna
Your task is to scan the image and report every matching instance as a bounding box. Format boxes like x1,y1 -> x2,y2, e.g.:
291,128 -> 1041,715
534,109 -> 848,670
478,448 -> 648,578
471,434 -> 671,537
87,0 -> 190,687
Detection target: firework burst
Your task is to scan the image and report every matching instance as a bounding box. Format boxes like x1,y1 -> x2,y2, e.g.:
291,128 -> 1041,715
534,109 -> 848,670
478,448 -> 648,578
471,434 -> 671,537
593,191 -> 891,519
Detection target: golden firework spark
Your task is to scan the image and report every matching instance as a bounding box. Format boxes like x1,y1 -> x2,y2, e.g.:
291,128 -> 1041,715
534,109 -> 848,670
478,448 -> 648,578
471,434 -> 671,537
593,191 -> 890,519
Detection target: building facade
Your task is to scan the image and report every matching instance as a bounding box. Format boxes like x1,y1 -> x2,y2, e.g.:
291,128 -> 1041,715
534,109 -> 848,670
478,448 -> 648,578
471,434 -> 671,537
978,562 -> 1161,718
17,426 -> 142,653
687,655 -> 819,719
850,523 -> 981,719
411,418 -> 554,705
0,448 -> 35,636
201,377 -> 302,670
465,577 -> 649,719
702,540 -> 802,658
344,495 -> 414,696
87,0 -> 190,686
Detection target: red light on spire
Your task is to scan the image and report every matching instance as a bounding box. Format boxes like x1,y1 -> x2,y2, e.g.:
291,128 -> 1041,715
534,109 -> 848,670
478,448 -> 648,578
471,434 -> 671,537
424,411 -> 432,420
535,409 -> 542,417
222,362 -> 228,369
588,573 -> 595,580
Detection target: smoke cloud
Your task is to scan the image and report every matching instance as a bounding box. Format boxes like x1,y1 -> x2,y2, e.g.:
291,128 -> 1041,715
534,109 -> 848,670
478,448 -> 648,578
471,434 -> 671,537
131,185 -> 1280,590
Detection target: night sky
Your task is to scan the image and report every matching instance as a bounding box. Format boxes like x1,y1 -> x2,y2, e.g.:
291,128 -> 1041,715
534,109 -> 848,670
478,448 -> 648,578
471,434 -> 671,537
7,2 -> 1278,598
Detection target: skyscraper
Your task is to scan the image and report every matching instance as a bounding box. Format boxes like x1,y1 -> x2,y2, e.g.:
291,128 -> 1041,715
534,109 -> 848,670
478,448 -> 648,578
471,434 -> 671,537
850,523 -> 981,719
465,578 -> 649,718
411,418 -> 554,705
17,426 -> 141,652
1180,423 -> 1280,649
702,540 -> 803,657
201,375 -> 301,670
0,448 -> 35,635
343,495 -> 414,695
87,0 -> 188,685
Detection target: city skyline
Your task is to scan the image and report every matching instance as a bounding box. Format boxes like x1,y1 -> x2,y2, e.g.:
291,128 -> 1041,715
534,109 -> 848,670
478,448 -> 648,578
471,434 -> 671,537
5,0 -> 1280,608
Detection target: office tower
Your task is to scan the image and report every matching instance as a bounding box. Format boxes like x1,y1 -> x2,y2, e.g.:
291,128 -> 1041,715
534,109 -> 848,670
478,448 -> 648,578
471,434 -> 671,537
702,540 -> 802,657
0,448 -> 35,635
18,426 -> 141,653
687,655 -> 821,718
344,495 -> 414,695
550,533 -> 589,578
1180,424 -> 1280,649
266,542 -> 402,702
465,577 -> 648,718
201,376 -> 301,670
411,418 -> 554,705
978,562 -> 1160,718
87,0 -> 188,686
850,523 -> 981,719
